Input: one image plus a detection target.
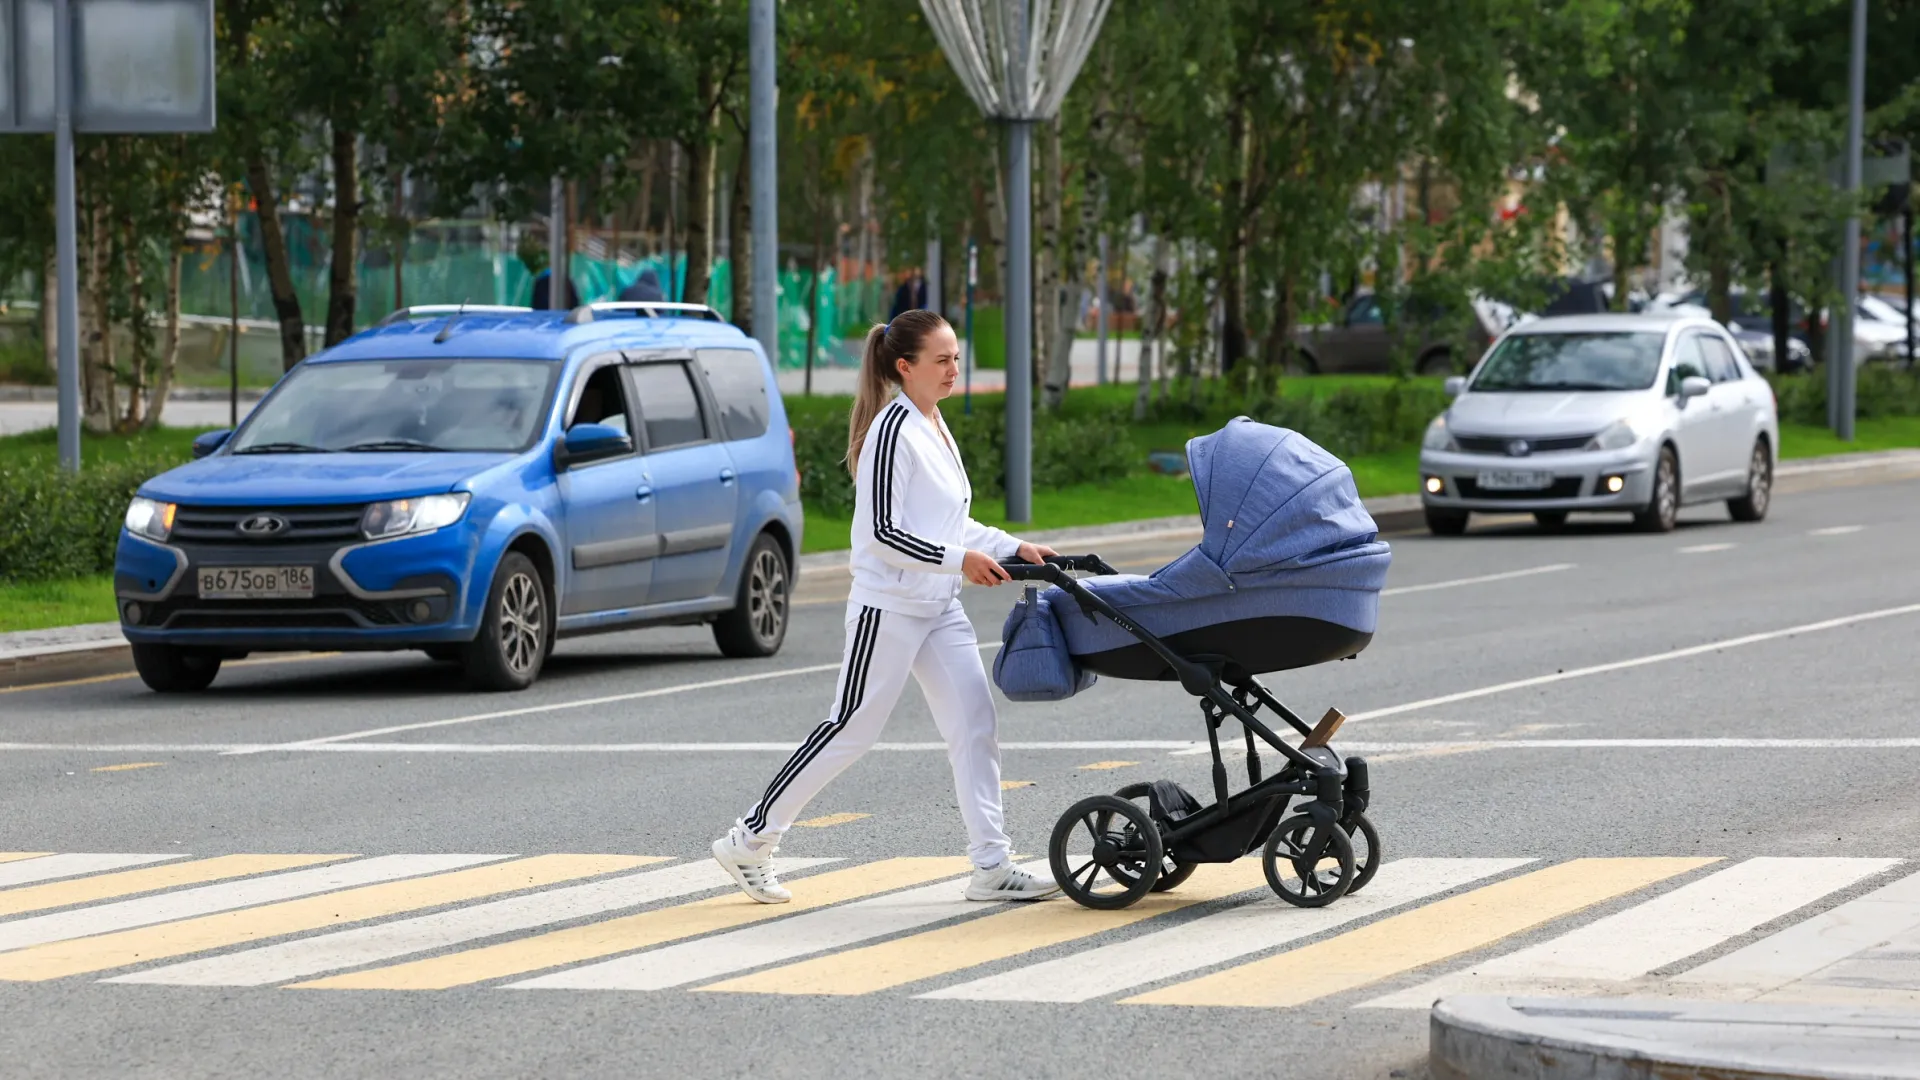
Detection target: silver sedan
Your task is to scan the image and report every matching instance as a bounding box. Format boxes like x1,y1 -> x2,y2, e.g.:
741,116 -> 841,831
1418,313 -> 1780,534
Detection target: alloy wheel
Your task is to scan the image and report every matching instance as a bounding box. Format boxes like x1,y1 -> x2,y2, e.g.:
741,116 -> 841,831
1747,445 -> 1771,515
746,547 -> 788,645
1656,454 -> 1678,525
498,572 -> 545,676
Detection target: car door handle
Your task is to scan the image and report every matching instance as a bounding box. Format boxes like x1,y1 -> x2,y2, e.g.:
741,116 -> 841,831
719,468 -> 736,485
635,486 -> 654,502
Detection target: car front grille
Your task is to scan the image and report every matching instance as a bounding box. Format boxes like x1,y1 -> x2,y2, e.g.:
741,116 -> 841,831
1453,434 -> 1596,456
171,504 -> 366,544
1454,477 -> 1586,499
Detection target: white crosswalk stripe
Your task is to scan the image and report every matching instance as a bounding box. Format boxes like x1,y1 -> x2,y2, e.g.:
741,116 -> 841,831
108,859 -> 830,987
1361,857 -> 1898,1008
0,855 -> 505,953
0,852 -> 1915,1010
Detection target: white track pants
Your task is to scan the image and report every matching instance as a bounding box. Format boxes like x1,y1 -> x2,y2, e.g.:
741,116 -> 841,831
742,599 -> 1010,869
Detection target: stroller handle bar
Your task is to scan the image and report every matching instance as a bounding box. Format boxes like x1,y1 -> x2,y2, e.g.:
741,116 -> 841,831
996,553 -> 1119,581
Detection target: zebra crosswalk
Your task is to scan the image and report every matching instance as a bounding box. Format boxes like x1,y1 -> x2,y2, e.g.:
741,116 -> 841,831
1,849 -> 1917,1008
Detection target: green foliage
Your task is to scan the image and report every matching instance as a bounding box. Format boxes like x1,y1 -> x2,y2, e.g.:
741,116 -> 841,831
0,452 -> 180,584
1768,367 -> 1920,427
0,335 -> 50,386
1147,378 -> 1453,460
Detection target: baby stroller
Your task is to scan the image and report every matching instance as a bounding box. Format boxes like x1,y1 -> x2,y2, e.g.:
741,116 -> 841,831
992,419 -> 1391,911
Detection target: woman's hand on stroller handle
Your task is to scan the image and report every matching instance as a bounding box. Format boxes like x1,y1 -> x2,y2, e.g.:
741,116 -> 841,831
963,550 -> 1014,585
994,552 -> 1120,580
1015,541 -> 1059,565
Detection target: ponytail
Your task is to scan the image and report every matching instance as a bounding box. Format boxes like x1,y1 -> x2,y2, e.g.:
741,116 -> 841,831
845,309 -> 949,476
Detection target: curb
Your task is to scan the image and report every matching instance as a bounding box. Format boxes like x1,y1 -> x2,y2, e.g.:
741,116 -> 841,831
1430,995 -> 1920,1080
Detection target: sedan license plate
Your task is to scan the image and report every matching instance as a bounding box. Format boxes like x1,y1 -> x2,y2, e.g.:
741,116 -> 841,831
197,566 -> 315,600
1475,469 -> 1554,491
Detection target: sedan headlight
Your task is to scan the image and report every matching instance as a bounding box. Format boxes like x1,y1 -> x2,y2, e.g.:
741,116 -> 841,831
1421,415 -> 1458,451
360,493 -> 471,540
124,497 -> 176,541
1586,419 -> 1640,451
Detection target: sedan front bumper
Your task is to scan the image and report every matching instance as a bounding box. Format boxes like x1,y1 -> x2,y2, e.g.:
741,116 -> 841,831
1419,443 -> 1659,513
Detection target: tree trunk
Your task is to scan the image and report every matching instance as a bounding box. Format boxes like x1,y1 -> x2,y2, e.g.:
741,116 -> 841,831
1134,232 -> 1167,420
121,213 -> 148,432
636,142 -> 656,247
1219,98 -> 1250,374
41,245 -> 57,377
1769,250 -> 1791,372
144,246 -> 183,430
246,155 -> 307,370
1036,118 -> 1063,406
324,126 -> 360,347
806,209 -> 826,396
684,69 -> 719,305
82,180 -> 116,432
728,138 -> 751,334
1705,175 -> 1733,324
987,141 -> 1007,306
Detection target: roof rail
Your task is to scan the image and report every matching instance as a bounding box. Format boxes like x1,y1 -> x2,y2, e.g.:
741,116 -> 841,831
377,304 -> 533,327
564,301 -> 728,325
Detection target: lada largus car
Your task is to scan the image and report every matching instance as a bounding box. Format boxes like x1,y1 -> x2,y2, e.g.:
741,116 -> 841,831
115,302 -> 803,692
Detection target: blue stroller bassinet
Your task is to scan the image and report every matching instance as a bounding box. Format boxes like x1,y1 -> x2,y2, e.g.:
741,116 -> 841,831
990,419 -> 1392,911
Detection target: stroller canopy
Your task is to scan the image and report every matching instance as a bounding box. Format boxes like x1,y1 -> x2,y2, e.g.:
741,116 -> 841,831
1188,418 -> 1385,586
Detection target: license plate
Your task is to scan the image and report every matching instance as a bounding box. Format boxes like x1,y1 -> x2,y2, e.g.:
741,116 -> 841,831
1475,469 -> 1554,491
197,566 -> 315,600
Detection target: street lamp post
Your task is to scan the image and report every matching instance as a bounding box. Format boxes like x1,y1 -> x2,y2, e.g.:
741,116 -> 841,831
918,0 -> 1111,523
1835,0 -> 1867,440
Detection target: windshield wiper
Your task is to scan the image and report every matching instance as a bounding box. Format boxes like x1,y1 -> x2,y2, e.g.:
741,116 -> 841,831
340,439 -> 447,452
234,441 -> 328,454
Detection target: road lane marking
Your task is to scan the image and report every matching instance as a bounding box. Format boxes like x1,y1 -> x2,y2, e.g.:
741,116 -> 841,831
1348,600 -> 1920,722
1076,761 -> 1137,770
0,853 -> 179,889
0,855 -> 489,954
1674,867 -> 1920,993
295,857 -> 963,990
1680,543 -> 1735,554
922,858 -> 1530,1003
1381,563 -> 1575,596
1362,857 -> 1897,1007
1811,525 -> 1864,536
0,854 -> 645,982
1122,858 -> 1715,1008
793,813 -> 870,828
1001,780 -> 1034,790
90,762 -> 162,772
0,854 -> 347,920
511,865 -> 1026,991
699,861 -> 1269,997
107,857 -> 731,988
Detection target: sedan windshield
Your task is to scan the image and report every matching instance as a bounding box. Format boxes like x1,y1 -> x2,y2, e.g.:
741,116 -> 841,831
230,359 -> 556,454
1470,332 -> 1665,392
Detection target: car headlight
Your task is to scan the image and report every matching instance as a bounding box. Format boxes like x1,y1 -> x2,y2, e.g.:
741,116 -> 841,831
1586,419 -> 1639,451
1421,415 -> 1458,451
360,493 -> 471,540
124,497 -> 177,541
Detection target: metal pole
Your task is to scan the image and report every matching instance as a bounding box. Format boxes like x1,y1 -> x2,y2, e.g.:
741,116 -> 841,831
1004,119 -> 1033,523
1905,199 -> 1915,369
548,175 -> 566,310
53,0 -> 80,472
926,236 -> 942,318
964,238 -> 976,415
750,0 -> 778,363
229,195 -> 240,430
1836,0 -> 1866,441
1095,232 -> 1109,385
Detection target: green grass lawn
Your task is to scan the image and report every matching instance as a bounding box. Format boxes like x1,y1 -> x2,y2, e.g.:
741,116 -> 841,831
1779,416 -> 1920,459
0,576 -> 118,633
0,424 -> 216,466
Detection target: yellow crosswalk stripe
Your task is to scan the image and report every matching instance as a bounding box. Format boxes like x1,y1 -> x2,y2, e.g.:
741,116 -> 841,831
1122,857 -> 1716,1008
0,854 -> 350,919
0,853 -> 53,865
0,854 -> 655,982
700,861 -> 1269,997
295,857 -> 970,991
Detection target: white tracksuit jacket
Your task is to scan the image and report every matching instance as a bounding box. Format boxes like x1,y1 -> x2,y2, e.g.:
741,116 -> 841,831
846,393 -> 1021,616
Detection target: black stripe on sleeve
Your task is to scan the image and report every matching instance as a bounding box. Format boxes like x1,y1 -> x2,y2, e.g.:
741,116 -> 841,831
871,405 -> 946,564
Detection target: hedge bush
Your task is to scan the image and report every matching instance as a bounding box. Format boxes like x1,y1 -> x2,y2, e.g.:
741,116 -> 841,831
1769,366 -> 1920,426
1147,379 -> 1451,460
0,452 -> 179,583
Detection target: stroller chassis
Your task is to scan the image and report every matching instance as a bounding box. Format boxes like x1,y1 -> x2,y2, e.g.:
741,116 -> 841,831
1001,555 -> 1379,911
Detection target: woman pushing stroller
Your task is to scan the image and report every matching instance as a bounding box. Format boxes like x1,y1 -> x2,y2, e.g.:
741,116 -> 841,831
712,309 -> 1063,904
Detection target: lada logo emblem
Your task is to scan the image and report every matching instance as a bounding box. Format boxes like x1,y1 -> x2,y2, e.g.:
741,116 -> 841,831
236,513 -> 290,536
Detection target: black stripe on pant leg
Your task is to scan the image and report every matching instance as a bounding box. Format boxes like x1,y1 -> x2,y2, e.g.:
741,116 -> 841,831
744,608 -> 881,833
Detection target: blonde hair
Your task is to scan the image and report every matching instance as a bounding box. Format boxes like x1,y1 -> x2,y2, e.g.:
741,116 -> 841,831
846,309 -> 949,475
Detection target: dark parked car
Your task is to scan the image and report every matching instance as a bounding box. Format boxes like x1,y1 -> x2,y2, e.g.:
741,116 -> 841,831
1293,293 -> 1506,376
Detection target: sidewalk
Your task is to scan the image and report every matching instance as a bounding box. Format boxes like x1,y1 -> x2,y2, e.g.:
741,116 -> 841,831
1431,995 -> 1920,1080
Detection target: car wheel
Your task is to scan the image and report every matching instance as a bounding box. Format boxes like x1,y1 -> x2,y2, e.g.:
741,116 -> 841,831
713,533 -> 790,658
1533,510 -> 1568,531
1425,507 -> 1469,536
1634,447 -> 1680,533
1416,349 -> 1453,376
1728,440 -> 1773,522
130,643 -> 221,693
461,551 -> 549,691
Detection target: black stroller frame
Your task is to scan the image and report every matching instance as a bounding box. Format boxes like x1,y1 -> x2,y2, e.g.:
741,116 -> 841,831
1001,554 -> 1378,910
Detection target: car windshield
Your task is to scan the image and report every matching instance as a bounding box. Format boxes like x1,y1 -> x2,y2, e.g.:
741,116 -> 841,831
229,359 -> 556,454
1470,332 -> 1665,392
1859,295 -> 1905,324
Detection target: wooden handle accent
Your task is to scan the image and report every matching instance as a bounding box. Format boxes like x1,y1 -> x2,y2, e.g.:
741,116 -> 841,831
1302,708 -> 1347,748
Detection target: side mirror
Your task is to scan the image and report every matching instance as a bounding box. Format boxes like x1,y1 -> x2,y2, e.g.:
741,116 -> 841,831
1443,376 -> 1467,398
558,422 -> 633,467
191,430 -> 232,459
1678,375 -> 1711,400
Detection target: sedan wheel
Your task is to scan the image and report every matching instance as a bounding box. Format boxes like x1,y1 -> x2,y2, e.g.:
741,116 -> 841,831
1633,448 -> 1679,533
1728,441 -> 1773,522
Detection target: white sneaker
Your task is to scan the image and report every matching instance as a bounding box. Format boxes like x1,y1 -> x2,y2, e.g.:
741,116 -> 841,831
965,861 -> 1061,901
711,825 -> 790,904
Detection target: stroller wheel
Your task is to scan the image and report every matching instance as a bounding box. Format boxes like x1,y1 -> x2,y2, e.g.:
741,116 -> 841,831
1342,813 -> 1382,896
1112,783 -> 1196,892
1263,814 -> 1356,908
1050,795 -> 1163,910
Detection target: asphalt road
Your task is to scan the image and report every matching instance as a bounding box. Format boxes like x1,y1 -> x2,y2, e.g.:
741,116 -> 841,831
3,475 -> 1919,1080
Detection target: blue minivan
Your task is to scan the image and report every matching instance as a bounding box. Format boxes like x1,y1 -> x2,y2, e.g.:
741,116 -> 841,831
115,303 -> 804,692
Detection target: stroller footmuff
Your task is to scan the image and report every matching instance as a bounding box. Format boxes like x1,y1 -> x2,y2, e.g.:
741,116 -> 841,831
992,419 -> 1390,911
